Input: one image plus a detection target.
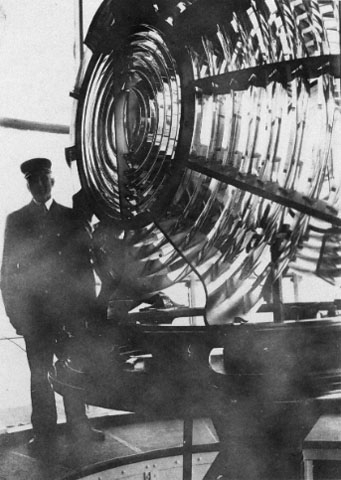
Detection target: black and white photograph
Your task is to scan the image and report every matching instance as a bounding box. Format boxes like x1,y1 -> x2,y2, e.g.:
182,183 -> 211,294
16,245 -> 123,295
0,1 -> 340,479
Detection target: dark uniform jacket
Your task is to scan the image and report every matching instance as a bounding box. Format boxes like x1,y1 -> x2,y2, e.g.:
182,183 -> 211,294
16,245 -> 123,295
1,200 -> 96,337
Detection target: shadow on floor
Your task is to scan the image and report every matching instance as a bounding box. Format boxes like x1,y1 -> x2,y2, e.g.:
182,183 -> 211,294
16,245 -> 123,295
0,416 -> 219,480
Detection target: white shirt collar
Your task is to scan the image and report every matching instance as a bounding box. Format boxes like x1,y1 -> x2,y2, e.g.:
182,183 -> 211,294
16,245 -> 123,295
33,198 -> 54,210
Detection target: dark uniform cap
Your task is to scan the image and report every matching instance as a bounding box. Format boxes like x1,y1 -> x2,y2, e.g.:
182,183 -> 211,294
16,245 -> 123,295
20,158 -> 52,178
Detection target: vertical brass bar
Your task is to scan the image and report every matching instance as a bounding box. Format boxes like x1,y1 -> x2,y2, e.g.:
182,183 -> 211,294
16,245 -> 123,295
271,242 -> 284,323
74,0 -> 84,65
339,1 -> 341,92
183,417 -> 193,480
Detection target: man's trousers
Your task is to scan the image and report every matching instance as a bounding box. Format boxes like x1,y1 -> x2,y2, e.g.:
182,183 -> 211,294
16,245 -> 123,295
25,334 -> 88,436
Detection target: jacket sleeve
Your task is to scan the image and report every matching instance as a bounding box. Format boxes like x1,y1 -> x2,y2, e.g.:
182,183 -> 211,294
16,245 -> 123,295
0,215 -> 25,332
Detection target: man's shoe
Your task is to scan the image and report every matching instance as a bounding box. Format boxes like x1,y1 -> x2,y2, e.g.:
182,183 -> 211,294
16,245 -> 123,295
71,423 -> 105,442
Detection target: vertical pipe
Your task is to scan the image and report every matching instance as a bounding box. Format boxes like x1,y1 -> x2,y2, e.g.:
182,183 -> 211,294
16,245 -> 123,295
272,273 -> 284,323
183,417 -> 193,480
293,274 -> 300,303
271,241 -> 284,323
339,1 -> 341,93
74,0 -> 84,66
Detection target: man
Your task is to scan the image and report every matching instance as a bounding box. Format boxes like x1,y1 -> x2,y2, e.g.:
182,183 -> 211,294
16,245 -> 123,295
1,158 -> 104,449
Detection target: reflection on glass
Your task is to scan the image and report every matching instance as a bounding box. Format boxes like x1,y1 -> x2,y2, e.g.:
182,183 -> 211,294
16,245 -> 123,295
75,0 -> 341,324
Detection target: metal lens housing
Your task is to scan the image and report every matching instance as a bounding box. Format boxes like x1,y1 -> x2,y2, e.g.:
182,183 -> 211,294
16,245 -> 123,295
70,0 -> 341,324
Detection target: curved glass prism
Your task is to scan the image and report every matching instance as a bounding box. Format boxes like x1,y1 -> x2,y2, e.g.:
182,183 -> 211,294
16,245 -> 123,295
70,0 -> 341,324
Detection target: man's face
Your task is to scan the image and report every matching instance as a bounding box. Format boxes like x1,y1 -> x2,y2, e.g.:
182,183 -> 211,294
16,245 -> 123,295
27,171 -> 55,203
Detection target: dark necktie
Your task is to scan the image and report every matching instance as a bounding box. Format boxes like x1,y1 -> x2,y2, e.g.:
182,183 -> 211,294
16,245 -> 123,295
38,203 -> 48,215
